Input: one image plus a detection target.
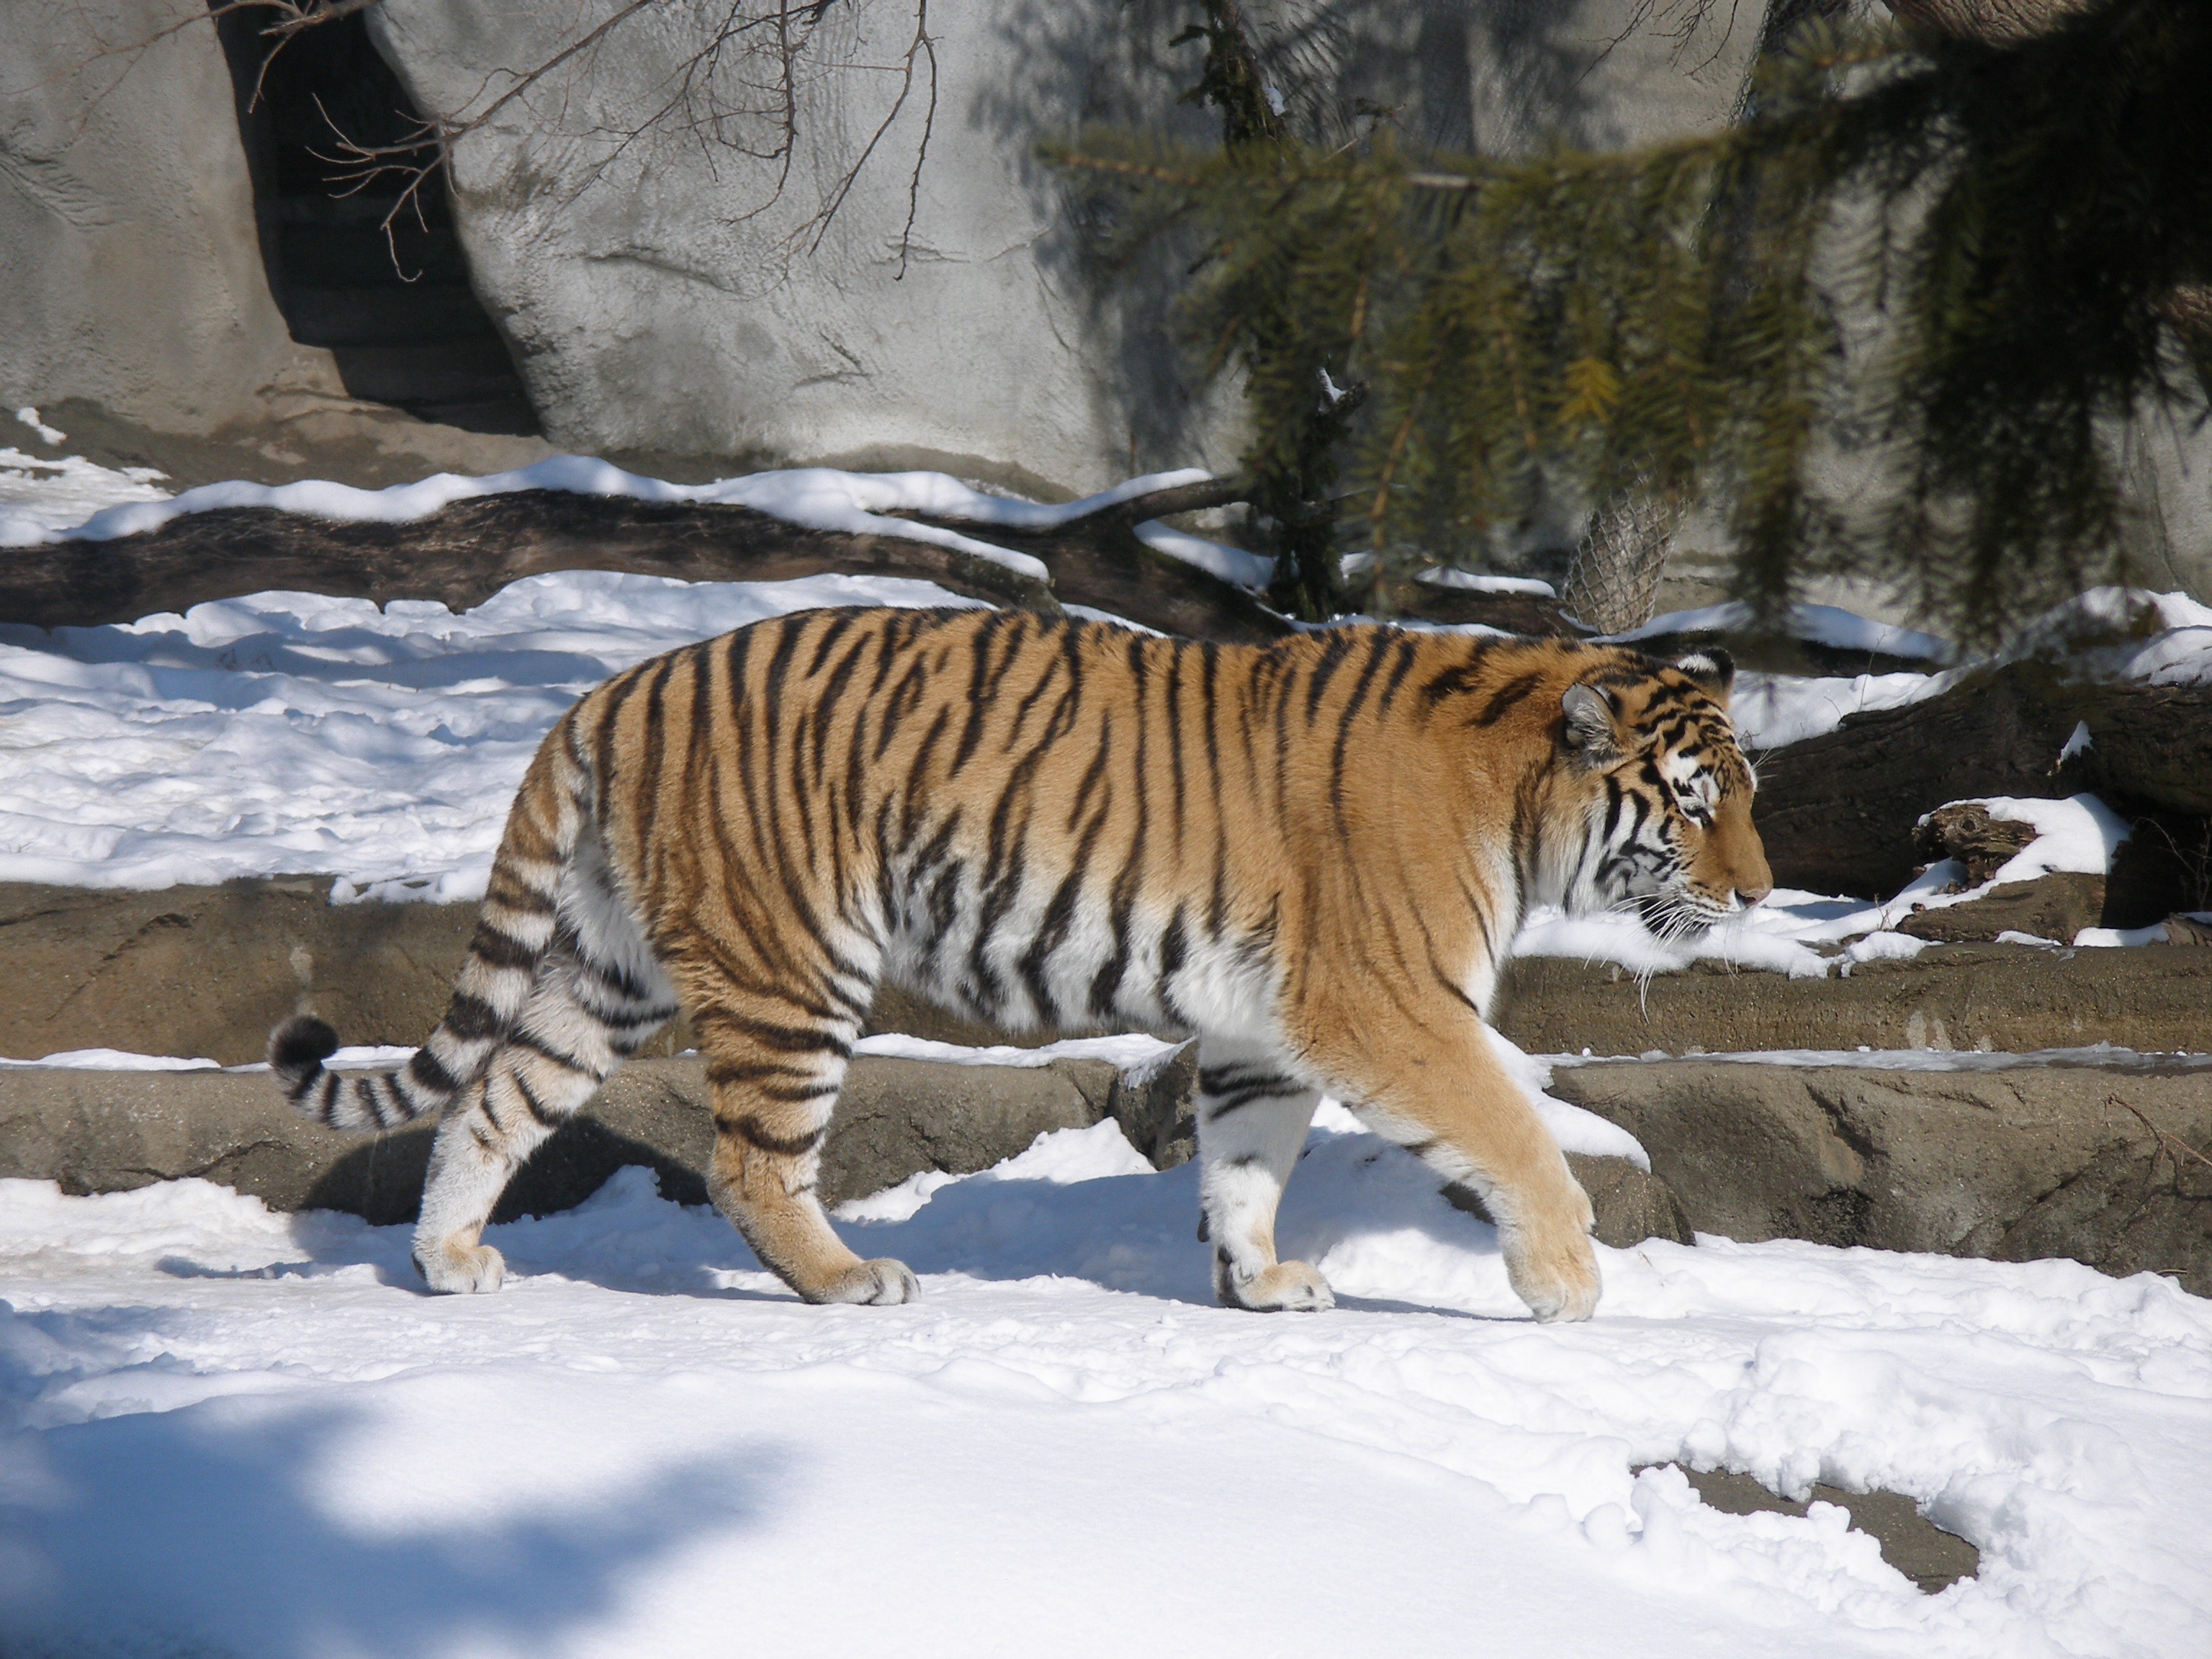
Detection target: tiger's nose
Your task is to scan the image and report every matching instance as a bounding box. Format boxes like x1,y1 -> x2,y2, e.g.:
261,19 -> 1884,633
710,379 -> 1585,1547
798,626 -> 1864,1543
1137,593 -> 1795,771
1735,881 -> 1771,909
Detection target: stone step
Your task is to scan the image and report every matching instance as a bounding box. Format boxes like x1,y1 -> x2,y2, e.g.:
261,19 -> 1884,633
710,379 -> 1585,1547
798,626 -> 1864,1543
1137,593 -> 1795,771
7,881 -> 2204,1074
0,1051 -> 1187,1226
1548,1054 -> 2212,1296
1496,946 -> 2212,1058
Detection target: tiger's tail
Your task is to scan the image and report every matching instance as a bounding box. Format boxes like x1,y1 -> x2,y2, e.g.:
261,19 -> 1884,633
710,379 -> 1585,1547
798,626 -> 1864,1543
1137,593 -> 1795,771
269,714 -> 594,1132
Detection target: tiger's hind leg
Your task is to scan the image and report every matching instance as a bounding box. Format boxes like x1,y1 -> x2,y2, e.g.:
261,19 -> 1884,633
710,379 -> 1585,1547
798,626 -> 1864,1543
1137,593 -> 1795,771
696,1005 -> 917,1306
415,853 -> 677,1293
1194,1038 -> 1334,1313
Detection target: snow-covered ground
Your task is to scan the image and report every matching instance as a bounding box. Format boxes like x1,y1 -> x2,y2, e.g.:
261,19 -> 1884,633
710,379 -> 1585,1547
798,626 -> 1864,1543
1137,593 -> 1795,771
5,1110 -> 2211,1659
5,448 -> 2211,1656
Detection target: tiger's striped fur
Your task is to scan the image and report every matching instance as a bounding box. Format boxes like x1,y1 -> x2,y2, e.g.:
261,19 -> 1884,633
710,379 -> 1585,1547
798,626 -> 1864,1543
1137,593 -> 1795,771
269,607 -> 1770,1321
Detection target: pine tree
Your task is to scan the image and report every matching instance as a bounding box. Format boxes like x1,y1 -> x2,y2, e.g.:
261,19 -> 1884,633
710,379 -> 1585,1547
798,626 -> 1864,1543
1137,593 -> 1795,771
1050,0 -> 2212,641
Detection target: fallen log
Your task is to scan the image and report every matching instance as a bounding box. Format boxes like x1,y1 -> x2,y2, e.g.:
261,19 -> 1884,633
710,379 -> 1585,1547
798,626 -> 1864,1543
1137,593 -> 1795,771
1753,660 -> 2212,903
0,487 -> 1290,644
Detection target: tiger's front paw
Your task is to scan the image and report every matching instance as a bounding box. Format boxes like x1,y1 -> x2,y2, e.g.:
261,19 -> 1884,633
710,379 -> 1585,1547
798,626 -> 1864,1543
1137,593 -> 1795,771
817,1257 -> 920,1305
1215,1254 -> 1336,1313
416,1241 -> 507,1295
1501,1223 -> 1599,1323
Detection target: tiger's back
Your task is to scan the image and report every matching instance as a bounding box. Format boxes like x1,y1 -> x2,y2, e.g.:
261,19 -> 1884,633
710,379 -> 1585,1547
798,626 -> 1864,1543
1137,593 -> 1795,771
271,606 -> 1769,1321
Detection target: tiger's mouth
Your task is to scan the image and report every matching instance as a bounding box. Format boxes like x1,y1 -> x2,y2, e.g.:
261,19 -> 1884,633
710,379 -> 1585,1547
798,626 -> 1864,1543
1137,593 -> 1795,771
1631,887 -> 1730,941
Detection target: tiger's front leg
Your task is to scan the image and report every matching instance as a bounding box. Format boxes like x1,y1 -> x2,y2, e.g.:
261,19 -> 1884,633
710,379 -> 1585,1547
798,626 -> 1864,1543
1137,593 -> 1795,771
1194,1038 -> 1334,1313
1316,1017 -> 1599,1322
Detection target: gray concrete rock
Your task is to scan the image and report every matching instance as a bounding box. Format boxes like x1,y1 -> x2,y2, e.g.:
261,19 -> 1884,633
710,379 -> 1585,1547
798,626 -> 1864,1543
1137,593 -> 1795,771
0,5 -> 554,480
0,1 -> 309,433
363,0 -> 1767,495
1495,943 -> 2212,1058
3,2 -> 1772,495
1894,873 -> 2107,944
11,883 -> 2210,1075
0,1049 -> 1184,1225
1547,1057 -> 2212,1294
0,878 -> 488,1070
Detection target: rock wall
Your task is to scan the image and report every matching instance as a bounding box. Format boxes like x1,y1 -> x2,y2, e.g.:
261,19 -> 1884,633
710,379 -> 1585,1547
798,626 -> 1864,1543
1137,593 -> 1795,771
0,1 -> 320,432
3,1 -> 1780,495
362,0 -> 1770,494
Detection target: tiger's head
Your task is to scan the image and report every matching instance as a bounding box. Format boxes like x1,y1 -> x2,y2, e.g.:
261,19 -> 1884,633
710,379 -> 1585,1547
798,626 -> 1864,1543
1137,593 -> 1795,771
1555,649 -> 1771,940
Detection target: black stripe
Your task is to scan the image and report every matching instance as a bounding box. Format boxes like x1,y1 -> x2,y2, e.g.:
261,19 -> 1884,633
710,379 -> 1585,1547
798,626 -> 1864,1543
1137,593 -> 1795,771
441,992 -> 503,1042
1016,799 -> 1110,1021
406,1045 -> 462,1096
1304,631 -> 1357,724
1328,631 -> 1395,837
634,652 -> 680,854
1471,672 -> 1543,727
506,1028 -> 601,1077
1375,637 -> 1420,717
468,925 -> 541,974
721,1115 -> 827,1159
510,1066 -> 561,1128
484,868 -> 557,915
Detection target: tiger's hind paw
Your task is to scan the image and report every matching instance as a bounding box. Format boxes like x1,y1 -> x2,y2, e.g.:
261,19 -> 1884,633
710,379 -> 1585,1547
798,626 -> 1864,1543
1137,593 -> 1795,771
818,1257 -> 920,1305
1215,1255 -> 1336,1313
416,1241 -> 507,1295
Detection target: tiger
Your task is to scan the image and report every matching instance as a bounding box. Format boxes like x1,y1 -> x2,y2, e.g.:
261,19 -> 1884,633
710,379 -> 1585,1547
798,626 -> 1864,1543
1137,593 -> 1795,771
269,606 -> 1771,1322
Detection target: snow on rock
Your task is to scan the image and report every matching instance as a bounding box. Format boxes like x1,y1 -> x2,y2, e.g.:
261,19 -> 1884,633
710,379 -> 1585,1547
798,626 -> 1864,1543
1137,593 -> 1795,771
852,1031 -> 1185,1084
0,1048 -> 220,1071
0,448 -> 168,548
1512,904 -> 1835,981
1956,796 -> 2134,884
1132,518 -> 1275,590
1481,1031 -> 1650,1169
1730,670 -> 1943,751
0,570 -> 978,894
2,1128 -> 2209,1658
1840,932 -> 1928,973
58,456 -> 1054,582
1606,601 -> 1957,664
2074,924 -> 2173,948
1418,568 -> 1560,597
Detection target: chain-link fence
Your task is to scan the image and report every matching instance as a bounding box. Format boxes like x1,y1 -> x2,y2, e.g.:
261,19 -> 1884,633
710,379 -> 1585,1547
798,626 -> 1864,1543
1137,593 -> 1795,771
1560,485 -> 1681,635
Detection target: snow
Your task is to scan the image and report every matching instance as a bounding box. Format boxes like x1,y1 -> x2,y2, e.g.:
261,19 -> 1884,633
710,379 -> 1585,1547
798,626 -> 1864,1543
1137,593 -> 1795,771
0,446 -> 169,549
2075,924 -> 2172,948
0,1048 -> 220,1073
0,570 -> 979,895
1606,602 -> 1957,665
1418,567 -> 1560,597
1131,518 -> 1275,589
1512,905 -> 1834,981
1730,669 -> 1944,750
1957,795 -> 2133,885
1840,931 -> 1928,972
4,1129 -> 2210,1658
13,408 -> 67,448
53,456 -> 1058,583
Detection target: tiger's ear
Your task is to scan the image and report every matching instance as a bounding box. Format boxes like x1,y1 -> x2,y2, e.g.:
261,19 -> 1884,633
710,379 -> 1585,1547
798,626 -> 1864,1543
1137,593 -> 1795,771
1560,682 -> 1622,767
1673,649 -> 1735,707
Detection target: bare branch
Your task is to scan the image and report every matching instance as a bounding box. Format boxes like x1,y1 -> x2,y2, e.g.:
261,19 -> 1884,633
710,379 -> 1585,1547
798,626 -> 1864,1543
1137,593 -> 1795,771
78,1 -> 942,287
